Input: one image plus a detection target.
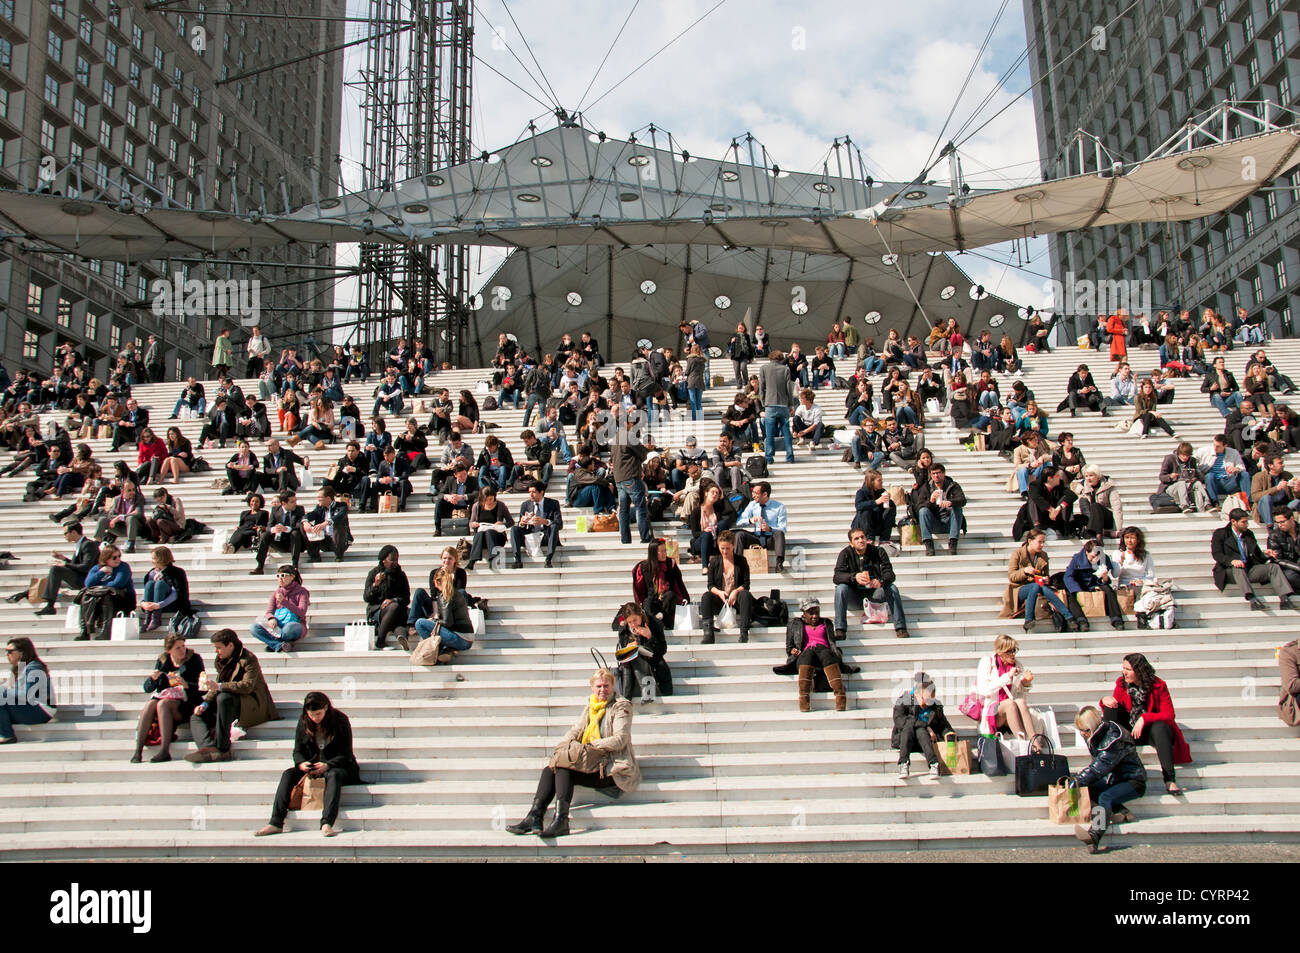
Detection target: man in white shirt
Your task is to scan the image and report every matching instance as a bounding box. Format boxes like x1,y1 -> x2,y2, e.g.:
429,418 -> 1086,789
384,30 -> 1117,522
735,481 -> 788,572
1195,434 -> 1250,507
1105,363 -> 1135,412
245,326 -> 271,378
792,388 -> 825,449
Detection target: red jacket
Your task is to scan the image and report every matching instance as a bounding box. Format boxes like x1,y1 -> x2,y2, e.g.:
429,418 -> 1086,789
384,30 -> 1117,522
137,439 -> 168,465
1103,676 -> 1192,764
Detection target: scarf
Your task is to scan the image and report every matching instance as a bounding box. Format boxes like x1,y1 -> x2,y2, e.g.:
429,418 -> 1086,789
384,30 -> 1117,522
580,694 -> 608,744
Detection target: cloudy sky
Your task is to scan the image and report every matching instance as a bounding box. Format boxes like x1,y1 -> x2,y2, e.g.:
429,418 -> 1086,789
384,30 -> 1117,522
329,0 -> 1057,334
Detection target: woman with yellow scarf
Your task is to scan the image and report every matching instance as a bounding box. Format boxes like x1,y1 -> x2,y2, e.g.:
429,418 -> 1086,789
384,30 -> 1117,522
506,668 -> 641,838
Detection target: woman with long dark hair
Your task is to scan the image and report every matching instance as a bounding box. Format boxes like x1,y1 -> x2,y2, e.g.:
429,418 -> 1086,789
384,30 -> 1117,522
131,632 -> 204,763
0,638 -> 55,743
1131,378 -> 1175,437
631,539 -> 689,630
1113,525 -> 1156,592
255,691 -> 360,837
456,389 -> 481,434
1100,653 -> 1191,795
157,426 -> 194,484
135,427 -> 168,486
364,545 -> 410,650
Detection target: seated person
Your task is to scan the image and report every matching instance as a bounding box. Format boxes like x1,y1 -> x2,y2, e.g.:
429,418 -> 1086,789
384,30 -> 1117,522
734,481 -> 787,573
137,545 -> 192,634
613,601 -> 672,702
1052,431 -> 1086,484
296,487 -> 352,563
1010,431 -> 1054,497
852,468 -> 896,545
30,521 -> 99,616
688,482 -> 737,572
1012,466 -> 1077,540
465,487 -> 515,569
1060,363 -> 1104,415
429,428 -> 473,488
778,597 -> 847,712
261,438 -> 308,494
567,454 -> 616,514
1063,540 -> 1123,629
131,633 -> 204,763
1077,465 -> 1123,544
186,628 -> 279,764
699,530 -> 756,644
1267,508 -> 1300,592
917,463 -> 966,556
225,439 -> 262,496
1006,529 -> 1079,632
849,419 -> 885,471
1158,441 -> 1212,513
409,550 -> 474,664
249,566 -> 310,653
518,429 -> 554,488
791,389 -> 825,448
254,692 -> 360,838
1099,653 -> 1191,796
669,435 -> 710,491
1195,434 -> 1250,506
371,445 -> 412,512
1211,507 -> 1297,611
708,433 -> 745,495
169,377 -> 206,419
631,539 -> 689,630
372,369 -> 404,417
322,441 -> 371,510
878,417 -> 918,468
111,398 -> 149,452
833,527 -> 908,639
251,491 -> 305,574
0,638 -> 55,743
892,673 -> 954,779
475,435 -> 516,493
720,393 -> 759,447
227,493 -> 269,555
364,545 -> 410,649
433,462 -> 480,536
1251,453 -> 1296,526
510,481 -> 562,569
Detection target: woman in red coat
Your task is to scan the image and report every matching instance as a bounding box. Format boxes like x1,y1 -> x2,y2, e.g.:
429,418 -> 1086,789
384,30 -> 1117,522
631,538 -> 690,631
1100,652 -> 1190,794
1106,311 -> 1128,363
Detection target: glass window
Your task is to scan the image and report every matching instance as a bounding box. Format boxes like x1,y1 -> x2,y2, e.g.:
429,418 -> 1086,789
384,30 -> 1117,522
40,119 -> 56,151
1245,208 -> 1254,235
69,140 -> 83,166
98,119 -> 112,148
175,357 -> 183,380
152,47 -> 164,70
126,100 -> 137,126
1253,275 -> 1263,303
72,98 -> 86,127
131,24 -> 143,50
108,2 -> 119,27
102,79 -> 115,109
1278,260 -> 1289,290
105,37 -> 117,67
122,139 -> 134,167
75,55 -> 90,85
44,74 -> 60,107
150,81 -> 161,107
0,0 -> 14,22
110,324 -> 120,349
47,30 -> 63,60
84,311 -> 98,340
26,282 -> 43,312
148,118 -> 158,145
1272,33 -> 1285,64
1249,57 -> 1260,86
0,37 -> 11,70
144,156 -> 155,180
167,138 -> 177,162
79,15 -> 92,43
56,297 -> 71,327
170,101 -> 180,125
22,330 -> 38,361
128,60 -> 141,87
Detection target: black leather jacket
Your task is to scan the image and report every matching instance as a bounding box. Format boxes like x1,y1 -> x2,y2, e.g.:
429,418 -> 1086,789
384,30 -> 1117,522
1075,720 -> 1147,794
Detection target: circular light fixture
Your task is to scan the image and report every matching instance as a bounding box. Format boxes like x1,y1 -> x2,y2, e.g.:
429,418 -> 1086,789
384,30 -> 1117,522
881,253 -> 898,266
506,332 -> 518,343
627,154 -> 652,167
1014,190 -> 1045,203
636,337 -> 653,350
619,192 -> 640,202
61,200 -> 95,216
709,203 -> 732,212
639,279 -> 657,295
876,209 -> 905,222
760,219 -> 788,228
468,293 -> 484,311
403,203 -> 428,214
791,300 -> 808,316
989,313 -> 1005,327
486,153 -> 501,164
940,285 -> 957,300
812,182 -> 834,193
318,198 -> 341,210
903,189 -> 927,200
864,311 -> 882,325
714,294 -> 732,310
492,285 -> 512,303
530,156 -> 553,167
1176,155 -> 1211,171
719,169 -> 740,182
1017,306 -> 1035,320
969,284 -> 988,300
565,291 -> 583,307
516,192 -> 541,203
423,174 -> 445,187
707,345 -> 723,358
197,210 -> 229,222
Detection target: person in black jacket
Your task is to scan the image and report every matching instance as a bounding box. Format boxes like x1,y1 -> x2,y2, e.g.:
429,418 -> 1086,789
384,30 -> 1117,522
1071,705 -> 1147,853
613,601 -> 672,702
465,486 -> 514,569
832,528 -> 909,639
29,521 -> 99,614
131,633 -> 205,764
372,445 -> 412,512
433,462 -> 480,536
255,692 -> 360,837
892,674 -> 954,779
364,545 -> 410,650
1210,508 -> 1296,610
699,531 -> 755,644
137,546 -> 192,634
1267,508 -> 1300,591
322,441 -> 371,511
251,490 -> 306,573
261,438 -> 307,493
1059,364 -> 1105,416
917,463 -> 966,556
780,597 -> 846,711
1012,466 -> 1078,540
296,487 -> 351,563
227,493 -> 269,554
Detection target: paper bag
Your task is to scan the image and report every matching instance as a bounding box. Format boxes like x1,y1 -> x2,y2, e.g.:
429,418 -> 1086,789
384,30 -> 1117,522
27,576 -> 47,605
1048,777 -> 1092,824
1075,589 -> 1109,618
744,545 -> 769,576
1116,587 -> 1137,616
300,776 -> 327,813
378,493 -> 398,514
887,486 -> 908,508
110,612 -> 140,641
935,732 -> 972,775
900,524 -> 922,547
664,539 -> 680,561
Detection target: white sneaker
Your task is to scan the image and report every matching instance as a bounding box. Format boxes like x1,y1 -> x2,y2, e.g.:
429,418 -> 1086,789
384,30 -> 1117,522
897,762 -> 910,779
928,762 -> 941,779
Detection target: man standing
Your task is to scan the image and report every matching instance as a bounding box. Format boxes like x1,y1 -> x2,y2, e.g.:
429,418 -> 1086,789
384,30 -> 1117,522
144,335 -> 163,383
758,350 -> 795,465
611,409 -> 652,545
510,481 -> 562,568
734,481 -> 788,573
211,327 -> 233,379
246,326 -> 272,378
833,528 -> 908,639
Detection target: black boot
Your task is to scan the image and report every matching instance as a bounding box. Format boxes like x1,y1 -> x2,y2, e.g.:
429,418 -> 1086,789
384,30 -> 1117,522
540,798 -> 570,838
701,618 -> 715,645
923,539 -> 935,557
505,798 -> 546,835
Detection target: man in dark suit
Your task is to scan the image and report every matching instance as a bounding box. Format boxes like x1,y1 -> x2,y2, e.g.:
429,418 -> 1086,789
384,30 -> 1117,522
296,486 -> 351,563
110,398 -> 149,451
1060,364 -> 1104,416
372,445 -> 412,512
251,491 -> 306,573
29,521 -> 100,614
918,463 -> 967,556
510,480 -> 562,568
323,441 -> 371,512
262,438 -> 307,493
434,462 -> 479,535
1211,507 -> 1296,610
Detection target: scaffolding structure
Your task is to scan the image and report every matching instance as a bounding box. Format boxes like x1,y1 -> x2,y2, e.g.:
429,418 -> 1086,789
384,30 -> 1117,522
355,0 -> 474,364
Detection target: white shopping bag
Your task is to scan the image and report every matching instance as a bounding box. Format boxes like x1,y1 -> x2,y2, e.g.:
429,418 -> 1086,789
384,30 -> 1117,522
64,605 -> 82,632
342,619 -> 375,652
999,735 -> 1028,768
299,464 -> 314,491
523,533 -> 543,558
468,606 -> 485,635
212,529 -> 231,554
673,603 -> 696,634
717,604 -> 738,630
1030,706 -> 1063,752
110,612 -> 140,641
925,398 -> 941,415
476,381 -> 490,395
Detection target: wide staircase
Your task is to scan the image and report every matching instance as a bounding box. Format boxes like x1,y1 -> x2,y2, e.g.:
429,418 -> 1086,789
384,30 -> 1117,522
0,339 -> 1297,858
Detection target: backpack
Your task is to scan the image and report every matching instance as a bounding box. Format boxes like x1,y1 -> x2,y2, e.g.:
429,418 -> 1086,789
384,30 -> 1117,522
169,612 -> 200,640
482,396 -> 498,411
1147,491 -> 1180,514
752,589 -> 788,627
745,456 -> 768,479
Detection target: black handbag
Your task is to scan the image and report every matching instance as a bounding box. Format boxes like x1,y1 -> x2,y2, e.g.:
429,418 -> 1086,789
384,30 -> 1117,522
1014,733 -> 1069,796
977,735 -> 1007,777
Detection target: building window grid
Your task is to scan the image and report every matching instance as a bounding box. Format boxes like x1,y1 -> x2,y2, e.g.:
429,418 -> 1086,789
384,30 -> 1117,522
26,282 -> 43,312
22,331 -> 38,361
109,325 -> 120,349
75,55 -> 90,85
78,15 -> 92,44
1277,260 -> 1288,291
47,30 -> 63,61
44,74 -> 61,108
56,297 -> 71,327
84,311 -> 98,340
102,79 -> 115,109
1253,274 -> 1263,303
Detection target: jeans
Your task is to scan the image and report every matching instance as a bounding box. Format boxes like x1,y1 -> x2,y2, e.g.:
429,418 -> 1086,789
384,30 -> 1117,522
978,390 -> 1000,411
521,393 -> 544,427
498,387 -> 520,408
1016,465 -> 1045,494
571,483 -> 614,512
895,404 -> 919,428
861,356 -> 886,374
171,397 -> 205,417
835,582 -> 907,632
414,618 -> 472,651
1017,582 -> 1071,621
372,395 -> 403,418
918,506 -> 962,541
848,406 -> 872,427
1205,469 -> 1249,502
617,478 -> 652,544
1256,493 -> 1300,526
1210,392 -> 1243,417
250,619 -> 304,652
687,387 -> 703,420
142,577 -> 174,607
1087,779 -> 1143,838
0,702 -> 51,739
829,344 -> 846,360
764,405 -> 794,463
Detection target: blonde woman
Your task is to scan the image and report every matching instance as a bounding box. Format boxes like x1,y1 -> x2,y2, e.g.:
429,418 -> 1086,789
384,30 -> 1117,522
505,668 -> 640,838
975,634 -> 1036,743
1071,705 -> 1147,853
291,397 -> 335,449
411,546 -> 473,662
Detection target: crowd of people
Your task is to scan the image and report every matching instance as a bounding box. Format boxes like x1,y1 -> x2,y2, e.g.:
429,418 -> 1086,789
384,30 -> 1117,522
1,307 -> 1297,851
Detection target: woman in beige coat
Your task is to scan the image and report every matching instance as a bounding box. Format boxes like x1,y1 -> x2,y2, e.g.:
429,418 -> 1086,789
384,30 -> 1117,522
506,668 -> 640,838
